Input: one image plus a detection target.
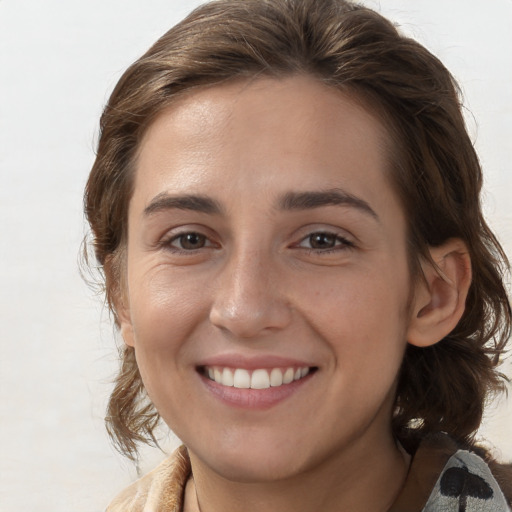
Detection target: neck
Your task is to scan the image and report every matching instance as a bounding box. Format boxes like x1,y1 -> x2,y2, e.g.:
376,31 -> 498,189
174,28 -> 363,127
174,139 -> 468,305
185,430 -> 410,512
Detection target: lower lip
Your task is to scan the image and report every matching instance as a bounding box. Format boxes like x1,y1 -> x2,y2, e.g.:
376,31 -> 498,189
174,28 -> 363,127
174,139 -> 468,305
199,372 -> 314,410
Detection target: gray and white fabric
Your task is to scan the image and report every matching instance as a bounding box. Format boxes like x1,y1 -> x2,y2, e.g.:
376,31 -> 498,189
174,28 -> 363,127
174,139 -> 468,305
423,449 -> 510,512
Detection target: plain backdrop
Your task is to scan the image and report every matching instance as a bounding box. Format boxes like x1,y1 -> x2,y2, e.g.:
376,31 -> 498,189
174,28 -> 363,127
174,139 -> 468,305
0,1 -> 511,510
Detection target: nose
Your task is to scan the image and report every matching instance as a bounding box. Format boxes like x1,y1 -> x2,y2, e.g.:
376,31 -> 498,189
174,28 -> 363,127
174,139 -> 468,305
209,249 -> 293,339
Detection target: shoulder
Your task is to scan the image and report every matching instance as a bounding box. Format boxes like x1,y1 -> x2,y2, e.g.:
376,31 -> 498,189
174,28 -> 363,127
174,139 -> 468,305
392,433 -> 512,512
106,445 -> 191,512
423,443 -> 512,511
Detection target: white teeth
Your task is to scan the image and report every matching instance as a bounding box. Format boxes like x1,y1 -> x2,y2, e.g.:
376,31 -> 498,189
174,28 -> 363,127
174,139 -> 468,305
283,367 -> 294,384
251,369 -> 270,389
205,366 -> 312,389
233,368 -> 251,388
222,368 -> 234,387
270,368 -> 283,387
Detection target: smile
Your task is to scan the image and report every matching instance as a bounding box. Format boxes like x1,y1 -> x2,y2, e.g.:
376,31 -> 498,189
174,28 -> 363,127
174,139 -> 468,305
203,366 -> 312,389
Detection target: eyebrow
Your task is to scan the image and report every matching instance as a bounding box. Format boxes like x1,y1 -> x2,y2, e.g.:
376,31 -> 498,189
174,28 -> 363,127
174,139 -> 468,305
278,189 -> 379,220
143,188 -> 378,221
144,193 -> 223,216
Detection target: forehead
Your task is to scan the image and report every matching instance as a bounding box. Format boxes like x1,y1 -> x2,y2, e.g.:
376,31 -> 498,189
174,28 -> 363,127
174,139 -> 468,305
134,75 -> 400,219
144,75 -> 385,138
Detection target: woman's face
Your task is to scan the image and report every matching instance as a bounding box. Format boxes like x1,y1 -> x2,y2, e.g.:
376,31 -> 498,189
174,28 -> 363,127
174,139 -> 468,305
120,75 -> 418,481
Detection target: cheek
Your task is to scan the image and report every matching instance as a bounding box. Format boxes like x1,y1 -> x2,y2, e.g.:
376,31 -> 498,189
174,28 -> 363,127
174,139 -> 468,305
126,270 -> 205,406
297,267 -> 411,357
130,263 -> 206,329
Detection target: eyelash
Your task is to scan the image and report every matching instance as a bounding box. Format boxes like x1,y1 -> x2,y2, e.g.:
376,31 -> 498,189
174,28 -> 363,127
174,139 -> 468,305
161,231 -> 216,253
161,230 -> 354,255
296,231 -> 355,254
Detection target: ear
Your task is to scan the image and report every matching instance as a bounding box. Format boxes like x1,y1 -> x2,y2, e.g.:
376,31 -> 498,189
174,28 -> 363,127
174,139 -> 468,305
105,252 -> 136,348
118,300 -> 136,348
407,238 -> 472,348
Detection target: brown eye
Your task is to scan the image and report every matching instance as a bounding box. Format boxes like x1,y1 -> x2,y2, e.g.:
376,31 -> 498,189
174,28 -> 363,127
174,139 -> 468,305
173,232 -> 207,250
308,233 -> 337,249
296,231 -> 354,253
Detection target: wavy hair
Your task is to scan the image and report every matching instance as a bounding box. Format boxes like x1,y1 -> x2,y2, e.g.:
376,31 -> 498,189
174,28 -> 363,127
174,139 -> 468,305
84,0 -> 511,461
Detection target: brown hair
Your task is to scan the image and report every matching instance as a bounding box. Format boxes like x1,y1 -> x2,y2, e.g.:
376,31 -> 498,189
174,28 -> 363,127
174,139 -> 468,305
84,0 -> 511,461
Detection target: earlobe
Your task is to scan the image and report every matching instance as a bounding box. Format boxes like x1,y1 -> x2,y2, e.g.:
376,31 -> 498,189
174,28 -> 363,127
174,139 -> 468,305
104,251 -> 135,348
119,309 -> 136,348
112,286 -> 136,348
115,290 -> 135,347
407,239 -> 472,348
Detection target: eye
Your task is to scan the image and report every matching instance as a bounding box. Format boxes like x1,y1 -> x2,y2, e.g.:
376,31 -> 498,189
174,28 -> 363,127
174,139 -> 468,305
168,232 -> 210,251
297,231 -> 354,251
308,232 -> 338,249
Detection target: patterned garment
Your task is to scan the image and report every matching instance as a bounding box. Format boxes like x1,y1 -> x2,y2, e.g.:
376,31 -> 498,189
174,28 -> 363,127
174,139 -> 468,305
422,450 -> 510,512
107,435 -> 511,512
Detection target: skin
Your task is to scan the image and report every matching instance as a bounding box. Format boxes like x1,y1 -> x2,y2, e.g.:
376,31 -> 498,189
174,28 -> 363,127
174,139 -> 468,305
118,75 -> 471,512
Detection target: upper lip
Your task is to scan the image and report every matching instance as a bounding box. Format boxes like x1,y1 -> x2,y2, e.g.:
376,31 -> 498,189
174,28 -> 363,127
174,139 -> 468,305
196,354 -> 316,370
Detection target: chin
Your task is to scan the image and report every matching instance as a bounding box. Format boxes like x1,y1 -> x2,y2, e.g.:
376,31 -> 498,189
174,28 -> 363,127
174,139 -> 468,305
188,430 -> 327,483
207,451 -> 307,483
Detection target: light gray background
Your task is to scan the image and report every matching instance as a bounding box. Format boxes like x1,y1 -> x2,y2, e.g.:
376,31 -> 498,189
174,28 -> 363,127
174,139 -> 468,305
0,1 -> 511,511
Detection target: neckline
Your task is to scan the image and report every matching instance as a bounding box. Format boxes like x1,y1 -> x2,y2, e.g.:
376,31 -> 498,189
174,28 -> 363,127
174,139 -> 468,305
388,433 -> 459,512
177,433 -> 460,512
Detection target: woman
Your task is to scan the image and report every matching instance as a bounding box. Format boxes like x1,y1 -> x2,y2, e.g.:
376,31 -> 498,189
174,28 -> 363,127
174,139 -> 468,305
84,0 -> 512,510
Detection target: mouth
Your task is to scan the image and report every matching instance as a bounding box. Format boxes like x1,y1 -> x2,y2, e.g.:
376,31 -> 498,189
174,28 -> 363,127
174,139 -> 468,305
199,365 -> 317,390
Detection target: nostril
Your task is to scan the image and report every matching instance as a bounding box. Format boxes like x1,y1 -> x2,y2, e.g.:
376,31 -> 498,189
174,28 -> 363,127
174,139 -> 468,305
209,297 -> 293,338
